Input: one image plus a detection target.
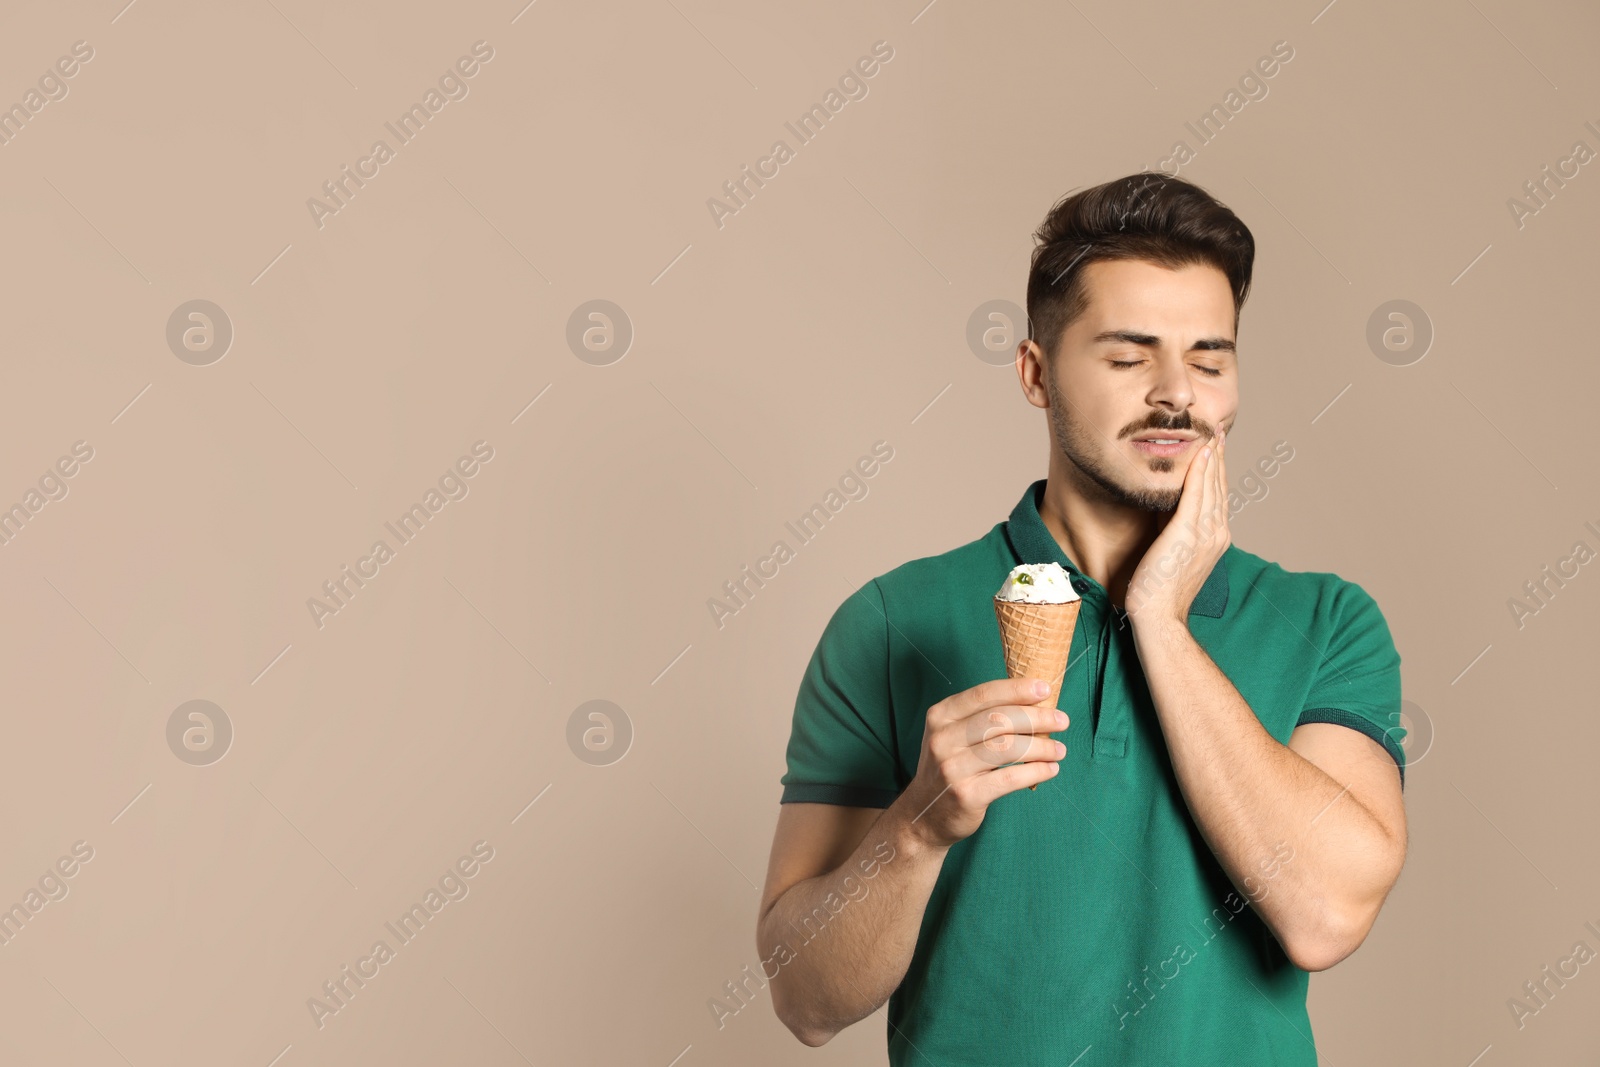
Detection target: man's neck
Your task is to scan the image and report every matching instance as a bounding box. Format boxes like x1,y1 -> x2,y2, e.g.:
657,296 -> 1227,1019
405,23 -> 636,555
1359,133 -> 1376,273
1037,465 -> 1169,611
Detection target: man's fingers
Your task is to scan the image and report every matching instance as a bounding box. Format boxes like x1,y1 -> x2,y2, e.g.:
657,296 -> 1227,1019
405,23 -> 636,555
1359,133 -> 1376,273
1199,429 -> 1227,546
962,730 -> 1065,773
935,676 -> 1053,725
1181,431 -> 1209,518
1193,435 -> 1214,529
926,699 -> 1066,765
958,703 -> 1066,743
951,704 -> 1066,768
1204,431 -> 1222,522
967,758 -> 1062,805
1213,430 -> 1228,532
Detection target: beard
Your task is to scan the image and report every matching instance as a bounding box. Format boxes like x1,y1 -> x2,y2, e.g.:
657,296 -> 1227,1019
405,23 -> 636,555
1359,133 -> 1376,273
1045,371 -> 1194,513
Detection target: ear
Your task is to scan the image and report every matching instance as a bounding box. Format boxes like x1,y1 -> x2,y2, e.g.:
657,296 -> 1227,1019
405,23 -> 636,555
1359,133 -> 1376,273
1016,340 -> 1051,410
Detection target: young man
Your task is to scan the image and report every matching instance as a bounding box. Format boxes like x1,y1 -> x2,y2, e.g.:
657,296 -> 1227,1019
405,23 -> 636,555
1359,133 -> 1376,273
756,174 -> 1408,1065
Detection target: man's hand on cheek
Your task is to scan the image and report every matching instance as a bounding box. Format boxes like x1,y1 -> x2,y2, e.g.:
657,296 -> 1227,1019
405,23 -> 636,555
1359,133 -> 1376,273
1124,429 -> 1231,627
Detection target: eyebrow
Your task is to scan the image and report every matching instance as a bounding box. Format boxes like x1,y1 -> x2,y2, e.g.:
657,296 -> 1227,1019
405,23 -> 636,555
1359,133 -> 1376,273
1091,329 -> 1236,353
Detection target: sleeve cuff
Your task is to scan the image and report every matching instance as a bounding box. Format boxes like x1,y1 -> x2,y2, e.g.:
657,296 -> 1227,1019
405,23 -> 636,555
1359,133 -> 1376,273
780,782 -> 900,807
1296,707 -> 1406,790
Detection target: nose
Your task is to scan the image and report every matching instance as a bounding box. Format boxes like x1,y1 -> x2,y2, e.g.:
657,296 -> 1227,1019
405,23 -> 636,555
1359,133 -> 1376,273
1145,354 -> 1196,413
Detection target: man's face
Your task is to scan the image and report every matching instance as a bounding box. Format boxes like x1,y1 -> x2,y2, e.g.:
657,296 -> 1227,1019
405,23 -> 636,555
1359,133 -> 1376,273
1030,258 -> 1239,512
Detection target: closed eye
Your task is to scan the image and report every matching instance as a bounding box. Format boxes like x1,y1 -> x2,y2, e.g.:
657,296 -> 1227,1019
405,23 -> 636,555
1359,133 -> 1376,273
1110,360 -> 1224,377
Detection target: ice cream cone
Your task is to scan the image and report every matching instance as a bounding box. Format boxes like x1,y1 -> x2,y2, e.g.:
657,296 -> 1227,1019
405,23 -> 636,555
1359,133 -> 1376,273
994,597 -> 1080,790
993,598 -> 1080,710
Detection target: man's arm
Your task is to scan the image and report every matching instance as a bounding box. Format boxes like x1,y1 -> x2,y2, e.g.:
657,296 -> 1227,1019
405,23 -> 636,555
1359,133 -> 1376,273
1121,431 -> 1406,972
758,677 -> 1066,1045
1129,617 -> 1407,971
756,799 -> 948,1046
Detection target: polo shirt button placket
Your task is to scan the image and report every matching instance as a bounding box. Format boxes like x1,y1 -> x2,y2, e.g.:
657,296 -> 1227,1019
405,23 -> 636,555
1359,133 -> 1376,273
1067,573 -> 1128,762
1092,609 -> 1128,759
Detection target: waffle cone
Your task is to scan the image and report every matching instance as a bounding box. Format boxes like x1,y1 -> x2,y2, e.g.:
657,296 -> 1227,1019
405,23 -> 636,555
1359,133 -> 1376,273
993,597 -> 1080,709
994,597 -> 1080,790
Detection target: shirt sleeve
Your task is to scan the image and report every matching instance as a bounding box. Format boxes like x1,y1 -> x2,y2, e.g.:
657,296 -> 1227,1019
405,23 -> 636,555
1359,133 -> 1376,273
1295,579 -> 1407,789
779,579 -> 903,807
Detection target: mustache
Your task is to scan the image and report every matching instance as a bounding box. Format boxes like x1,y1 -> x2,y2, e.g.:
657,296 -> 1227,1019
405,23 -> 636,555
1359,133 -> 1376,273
1123,414 -> 1218,438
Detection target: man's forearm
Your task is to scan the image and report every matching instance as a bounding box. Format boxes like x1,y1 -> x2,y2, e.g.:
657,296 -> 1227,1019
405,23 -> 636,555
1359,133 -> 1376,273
758,795 -> 949,1045
1129,616 -> 1403,969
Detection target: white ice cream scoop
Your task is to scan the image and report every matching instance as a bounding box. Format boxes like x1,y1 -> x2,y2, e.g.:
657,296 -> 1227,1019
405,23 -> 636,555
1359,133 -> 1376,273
994,562 -> 1080,604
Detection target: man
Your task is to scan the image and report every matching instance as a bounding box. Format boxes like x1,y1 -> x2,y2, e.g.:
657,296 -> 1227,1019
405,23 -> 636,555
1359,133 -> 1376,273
756,173 -> 1408,1065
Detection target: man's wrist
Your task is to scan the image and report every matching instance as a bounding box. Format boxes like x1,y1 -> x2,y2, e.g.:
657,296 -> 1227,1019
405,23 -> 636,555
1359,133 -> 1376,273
1129,610 -> 1193,643
883,791 -> 953,860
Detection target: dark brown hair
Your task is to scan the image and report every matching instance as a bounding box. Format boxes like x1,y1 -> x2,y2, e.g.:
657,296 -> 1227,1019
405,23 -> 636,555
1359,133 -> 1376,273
1026,173 -> 1255,358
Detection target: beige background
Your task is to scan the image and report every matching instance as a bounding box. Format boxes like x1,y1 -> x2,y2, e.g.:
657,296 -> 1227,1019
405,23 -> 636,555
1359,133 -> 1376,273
0,0 -> 1595,1063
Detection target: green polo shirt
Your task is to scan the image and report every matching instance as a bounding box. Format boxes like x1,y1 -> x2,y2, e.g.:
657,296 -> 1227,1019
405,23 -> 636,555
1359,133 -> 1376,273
779,479 -> 1405,1066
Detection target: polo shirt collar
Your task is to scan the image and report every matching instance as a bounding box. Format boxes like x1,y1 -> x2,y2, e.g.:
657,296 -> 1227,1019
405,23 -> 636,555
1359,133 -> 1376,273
1004,479 -> 1230,618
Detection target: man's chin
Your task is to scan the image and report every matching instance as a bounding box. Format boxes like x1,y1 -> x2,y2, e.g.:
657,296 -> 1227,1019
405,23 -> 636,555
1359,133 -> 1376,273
1130,490 -> 1183,512
1109,473 -> 1185,512
1085,473 -> 1182,512
1058,442 -> 1185,512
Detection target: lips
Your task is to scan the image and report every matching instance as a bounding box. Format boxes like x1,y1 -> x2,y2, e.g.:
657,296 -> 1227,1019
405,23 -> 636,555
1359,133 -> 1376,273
1131,434 -> 1198,458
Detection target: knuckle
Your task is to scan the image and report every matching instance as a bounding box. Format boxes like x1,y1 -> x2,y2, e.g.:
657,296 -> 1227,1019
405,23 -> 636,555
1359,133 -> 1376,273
966,710 -> 1008,750
974,679 -> 1007,706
